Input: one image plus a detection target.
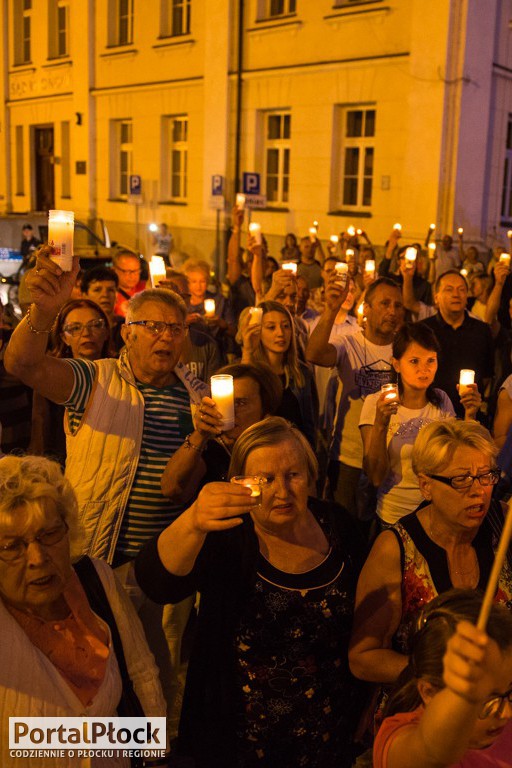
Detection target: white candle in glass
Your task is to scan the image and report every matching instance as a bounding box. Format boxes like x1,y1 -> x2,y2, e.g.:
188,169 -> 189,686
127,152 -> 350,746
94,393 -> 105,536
460,268 -> 469,278
499,253 -> 511,267
393,223 -> 402,231
249,306 -> 263,324
236,193 -> 246,209
381,382 -> 399,401
429,223 -> 436,231
149,256 -> 167,287
428,243 -> 436,259
356,228 -> 363,235
365,259 -> 375,275
282,262 -> 297,274
230,475 -> 266,498
345,248 -> 355,257
249,222 -> 262,244
347,226 -> 356,236
459,369 -> 475,394
204,298 -> 216,318
405,247 -> 417,268
210,374 -> 235,430
309,226 -> 317,241
48,210 -> 74,271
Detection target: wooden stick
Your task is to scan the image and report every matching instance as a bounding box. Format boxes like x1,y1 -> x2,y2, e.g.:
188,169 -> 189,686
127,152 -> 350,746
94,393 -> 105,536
477,500 -> 512,630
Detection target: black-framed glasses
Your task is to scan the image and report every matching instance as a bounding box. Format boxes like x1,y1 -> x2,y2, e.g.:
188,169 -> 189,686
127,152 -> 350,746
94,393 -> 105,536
115,267 -> 141,275
0,520 -> 69,563
426,470 -> 500,490
127,320 -> 186,338
479,688 -> 512,719
62,319 -> 107,337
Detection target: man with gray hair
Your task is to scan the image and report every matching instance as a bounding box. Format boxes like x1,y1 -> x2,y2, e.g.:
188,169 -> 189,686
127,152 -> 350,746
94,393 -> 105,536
5,248 -> 209,725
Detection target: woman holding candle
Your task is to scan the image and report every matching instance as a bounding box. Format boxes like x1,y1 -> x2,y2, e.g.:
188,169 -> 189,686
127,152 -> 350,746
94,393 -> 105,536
160,362 -> 283,502
359,323 -> 481,526
374,590 -> 512,768
136,416 -> 365,768
240,300 -> 318,447
349,419 -> 512,694
182,259 -> 235,352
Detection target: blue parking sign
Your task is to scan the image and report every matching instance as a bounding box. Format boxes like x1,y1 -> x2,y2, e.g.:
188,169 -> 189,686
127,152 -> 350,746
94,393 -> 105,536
211,175 -> 224,195
243,173 -> 260,195
129,175 -> 142,196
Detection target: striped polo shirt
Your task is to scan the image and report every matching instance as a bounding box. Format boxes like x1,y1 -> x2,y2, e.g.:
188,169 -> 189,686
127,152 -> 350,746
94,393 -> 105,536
64,358 -> 193,558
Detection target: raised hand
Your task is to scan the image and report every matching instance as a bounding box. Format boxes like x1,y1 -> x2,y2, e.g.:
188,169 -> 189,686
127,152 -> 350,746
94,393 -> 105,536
190,481 -> 259,532
26,247 -> 80,317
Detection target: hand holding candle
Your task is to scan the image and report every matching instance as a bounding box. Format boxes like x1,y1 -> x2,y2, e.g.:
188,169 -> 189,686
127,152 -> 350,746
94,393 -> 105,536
210,374 -> 235,431
249,222 -> 262,245
249,306 -> 263,324
149,256 -> 167,287
499,253 -> 511,268
334,261 -> 349,287
404,247 -> 417,269
230,475 -> 268,499
236,193 -> 246,210
282,262 -> 297,274
48,210 -> 74,271
381,383 -> 399,402
459,369 -> 475,395
365,259 -> 375,278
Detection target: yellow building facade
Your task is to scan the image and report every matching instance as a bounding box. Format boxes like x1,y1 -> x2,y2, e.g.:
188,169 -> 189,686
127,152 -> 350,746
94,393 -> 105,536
1,0 -> 512,266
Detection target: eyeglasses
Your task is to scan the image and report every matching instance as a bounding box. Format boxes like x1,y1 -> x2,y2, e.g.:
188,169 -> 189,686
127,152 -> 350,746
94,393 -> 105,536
479,688 -> 512,719
426,470 -> 500,490
0,520 -> 69,563
127,320 -> 186,338
115,267 -> 141,275
62,319 -> 107,337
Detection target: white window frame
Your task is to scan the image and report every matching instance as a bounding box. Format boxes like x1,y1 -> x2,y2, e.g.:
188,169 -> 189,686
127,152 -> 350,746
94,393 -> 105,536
110,119 -> 133,199
108,0 -> 134,46
48,0 -> 69,58
333,105 -> 376,211
14,0 -> 32,65
263,111 -> 291,206
162,116 -> 188,201
161,0 -> 191,37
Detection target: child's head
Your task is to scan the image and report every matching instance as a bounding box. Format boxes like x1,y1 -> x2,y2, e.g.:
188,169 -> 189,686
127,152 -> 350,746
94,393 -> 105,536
385,590 -> 512,749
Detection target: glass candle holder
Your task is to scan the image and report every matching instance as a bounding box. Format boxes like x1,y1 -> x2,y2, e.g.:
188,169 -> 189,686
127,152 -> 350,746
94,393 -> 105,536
381,382 -> 399,401
204,298 -> 216,318
282,262 -> 297,274
48,210 -> 74,271
211,374 -> 235,430
230,475 -> 268,498
249,306 -> 263,324
249,222 -> 262,244
459,369 -> 475,395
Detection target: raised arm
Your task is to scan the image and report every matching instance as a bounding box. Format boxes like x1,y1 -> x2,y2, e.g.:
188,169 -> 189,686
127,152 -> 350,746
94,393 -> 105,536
305,275 -> 348,367
249,235 -> 266,302
160,396 -> 223,503
4,249 -> 79,403
360,391 -> 398,485
399,260 -> 421,315
156,482 -> 257,577
485,262 -> 509,337
226,205 -> 245,286
348,530 -> 407,683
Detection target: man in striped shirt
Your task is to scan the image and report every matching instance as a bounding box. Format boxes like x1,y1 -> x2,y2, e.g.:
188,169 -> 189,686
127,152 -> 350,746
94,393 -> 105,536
5,248 -> 209,728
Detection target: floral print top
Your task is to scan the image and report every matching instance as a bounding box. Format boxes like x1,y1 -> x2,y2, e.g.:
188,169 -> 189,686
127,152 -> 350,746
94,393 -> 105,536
233,516 -> 361,768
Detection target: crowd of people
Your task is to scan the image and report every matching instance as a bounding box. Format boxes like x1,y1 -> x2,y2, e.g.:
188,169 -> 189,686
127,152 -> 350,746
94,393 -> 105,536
1,209 -> 512,767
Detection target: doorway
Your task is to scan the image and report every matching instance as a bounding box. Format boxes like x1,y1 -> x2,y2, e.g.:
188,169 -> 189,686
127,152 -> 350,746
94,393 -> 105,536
34,126 -> 55,211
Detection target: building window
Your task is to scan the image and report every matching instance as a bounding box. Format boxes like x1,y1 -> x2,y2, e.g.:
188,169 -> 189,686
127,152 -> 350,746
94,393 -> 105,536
501,118 -> 512,222
264,112 -> 291,205
163,116 -> 188,201
161,0 -> 191,36
111,120 -> 133,199
108,0 -> 133,46
336,107 -> 375,209
14,0 -> 32,65
49,0 -> 69,58
15,126 -> 24,195
265,0 -> 296,17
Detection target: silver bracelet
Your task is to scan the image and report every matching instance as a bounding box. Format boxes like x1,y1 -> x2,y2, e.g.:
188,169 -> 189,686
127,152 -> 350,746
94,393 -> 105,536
183,434 -> 204,453
25,305 -> 58,335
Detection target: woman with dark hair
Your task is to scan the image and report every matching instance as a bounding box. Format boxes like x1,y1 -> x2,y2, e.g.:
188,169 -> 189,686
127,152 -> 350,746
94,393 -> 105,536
161,362 -> 283,502
280,232 -> 300,262
29,299 -> 112,465
374,589 -> 512,767
240,300 -> 318,447
359,322 -> 480,525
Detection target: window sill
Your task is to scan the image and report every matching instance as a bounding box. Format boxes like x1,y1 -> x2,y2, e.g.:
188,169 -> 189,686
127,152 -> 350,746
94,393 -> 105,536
248,17 -> 302,35
262,206 -> 290,212
154,35 -> 195,50
108,197 -> 129,203
101,47 -> 138,59
325,2 -> 389,21
328,209 -> 372,218
9,64 -> 36,74
158,200 -> 188,206
42,58 -> 72,68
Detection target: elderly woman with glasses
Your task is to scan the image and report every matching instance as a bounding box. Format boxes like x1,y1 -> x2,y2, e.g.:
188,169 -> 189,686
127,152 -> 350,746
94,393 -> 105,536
349,419 -> 512,697
0,455 -> 166,768
136,416 -> 366,768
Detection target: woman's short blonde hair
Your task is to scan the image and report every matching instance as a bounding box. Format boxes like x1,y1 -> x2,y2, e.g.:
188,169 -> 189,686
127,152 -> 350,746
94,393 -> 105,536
412,418 -> 498,477
0,456 -> 83,559
181,258 -> 211,280
228,416 -> 318,485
